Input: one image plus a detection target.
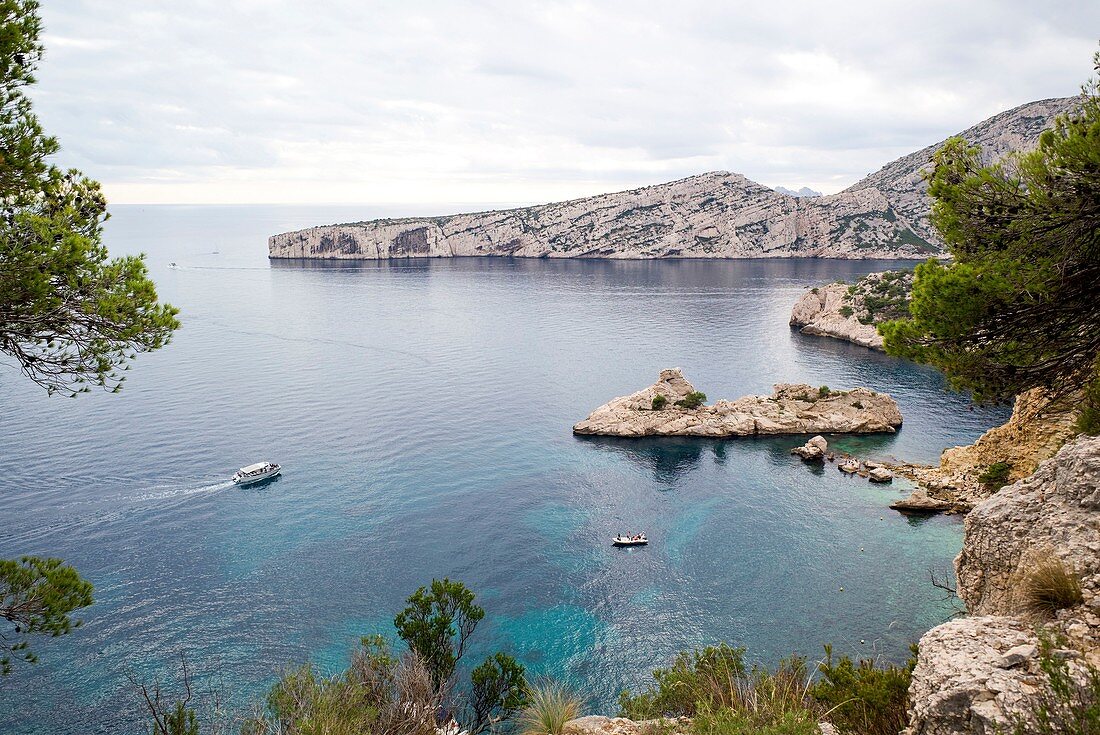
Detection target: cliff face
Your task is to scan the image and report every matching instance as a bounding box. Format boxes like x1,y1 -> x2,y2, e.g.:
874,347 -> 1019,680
790,270 -> 914,350
269,98 -> 1075,261
905,436 -> 1100,735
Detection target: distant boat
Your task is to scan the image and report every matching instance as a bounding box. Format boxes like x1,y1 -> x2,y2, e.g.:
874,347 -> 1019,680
232,461 -> 281,485
168,262 -> 178,268
613,534 -> 648,547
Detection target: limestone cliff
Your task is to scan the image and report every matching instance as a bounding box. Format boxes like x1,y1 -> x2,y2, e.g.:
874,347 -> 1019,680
269,98 -> 1075,261
572,368 -> 902,437
905,436 -> 1100,734
892,390 -> 1080,513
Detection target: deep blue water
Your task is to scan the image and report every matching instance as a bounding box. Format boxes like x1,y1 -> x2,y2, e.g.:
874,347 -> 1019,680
0,205 -> 1008,733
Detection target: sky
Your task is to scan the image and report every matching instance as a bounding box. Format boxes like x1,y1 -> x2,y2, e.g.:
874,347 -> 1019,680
31,1 -> 1100,206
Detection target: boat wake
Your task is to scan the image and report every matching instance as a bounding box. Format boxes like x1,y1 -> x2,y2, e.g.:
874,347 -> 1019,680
128,479 -> 235,502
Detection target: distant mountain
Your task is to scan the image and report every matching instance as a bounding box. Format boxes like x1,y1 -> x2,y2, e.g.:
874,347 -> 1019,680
773,186 -> 822,198
270,97 -> 1077,261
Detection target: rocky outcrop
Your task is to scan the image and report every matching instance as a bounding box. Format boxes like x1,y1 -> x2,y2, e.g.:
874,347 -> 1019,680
790,282 -> 884,349
572,369 -> 902,437
792,435 -> 829,460
891,390 -> 1081,513
905,436 -> 1100,734
904,617 -> 1047,735
790,269 -> 914,350
270,98 -> 1075,261
955,435 -> 1100,635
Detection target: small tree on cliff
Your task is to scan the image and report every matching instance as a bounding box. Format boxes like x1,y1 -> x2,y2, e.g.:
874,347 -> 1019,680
881,51 -> 1100,429
0,0 -> 179,397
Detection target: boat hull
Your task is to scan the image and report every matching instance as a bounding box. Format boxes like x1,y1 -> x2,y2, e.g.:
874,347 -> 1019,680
234,468 -> 281,485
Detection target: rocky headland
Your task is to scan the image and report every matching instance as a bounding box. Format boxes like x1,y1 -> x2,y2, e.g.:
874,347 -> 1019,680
572,368 -> 902,437
789,270 -> 914,350
269,98 -> 1074,262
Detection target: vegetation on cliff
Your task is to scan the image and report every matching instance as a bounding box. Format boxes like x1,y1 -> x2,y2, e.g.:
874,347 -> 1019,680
881,55 -> 1100,426
617,642 -> 914,735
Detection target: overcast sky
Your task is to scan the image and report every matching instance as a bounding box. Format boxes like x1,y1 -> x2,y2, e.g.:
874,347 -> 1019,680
31,1 -> 1099,206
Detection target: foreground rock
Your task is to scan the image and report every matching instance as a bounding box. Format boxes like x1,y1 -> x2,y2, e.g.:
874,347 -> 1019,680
573,369 -> 902,437
563,717 -> 688,735
904,617 -> 1046,735
891,390 -> 1081,513
905,436 -> 1100,734
270,99 -> 1073,261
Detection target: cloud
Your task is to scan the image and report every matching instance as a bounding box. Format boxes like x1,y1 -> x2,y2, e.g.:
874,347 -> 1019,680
30,0 -> 1099,204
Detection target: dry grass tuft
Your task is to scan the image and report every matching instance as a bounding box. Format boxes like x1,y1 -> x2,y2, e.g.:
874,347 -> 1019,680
1017,557 -> 1084,618
517,680 -> 582,735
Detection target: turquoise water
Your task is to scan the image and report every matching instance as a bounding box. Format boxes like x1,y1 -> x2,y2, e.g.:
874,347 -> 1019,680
0,205 -> 1006,732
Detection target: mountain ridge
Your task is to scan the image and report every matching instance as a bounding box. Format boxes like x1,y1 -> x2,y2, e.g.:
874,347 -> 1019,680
269,96 -> 1077,261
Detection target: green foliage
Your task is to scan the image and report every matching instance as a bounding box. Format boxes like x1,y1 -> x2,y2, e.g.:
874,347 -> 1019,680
881,56 -> 1100,403
1077,368 -> 1100,436
517,680 -> 582,735
1017,557 -> 1084,618
817,386 -> 830,399
619,643 -> 748,718
0,0 -> 179,397
620,642 -> 916,735
809,645 -> 915,735
394,577 -> 485,687
243,635 -> 438,735
0,555 -> 93,674
675,392 -> 707,409
838,305 -> 854,319
1012,633 -> 1100,734
152,703 -> 198,735
977,461 -> 1013,490
691,704 -> 820,735
468,652 -> 527,735
652,394 -> 668,410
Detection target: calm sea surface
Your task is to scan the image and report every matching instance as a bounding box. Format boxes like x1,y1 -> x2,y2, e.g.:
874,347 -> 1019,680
0,205 -> 1009,733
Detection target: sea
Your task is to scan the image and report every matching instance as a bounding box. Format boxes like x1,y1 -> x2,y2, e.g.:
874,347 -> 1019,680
0,204 -> 1009,733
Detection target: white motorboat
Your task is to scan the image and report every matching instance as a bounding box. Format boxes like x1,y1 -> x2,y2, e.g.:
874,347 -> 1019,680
613,534 -> 648,547
233,461 -> 281,485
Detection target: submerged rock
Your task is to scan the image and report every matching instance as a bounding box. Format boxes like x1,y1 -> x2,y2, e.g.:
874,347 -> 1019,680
572,369 -> 902,437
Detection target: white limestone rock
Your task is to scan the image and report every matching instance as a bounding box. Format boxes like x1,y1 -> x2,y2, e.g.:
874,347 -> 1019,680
572,369 -> 902,437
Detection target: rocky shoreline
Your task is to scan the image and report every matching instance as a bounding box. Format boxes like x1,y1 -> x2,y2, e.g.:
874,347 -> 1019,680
572,369 -> 902,437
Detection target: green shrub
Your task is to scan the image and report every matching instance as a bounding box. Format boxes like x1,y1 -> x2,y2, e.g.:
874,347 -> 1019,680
810,287 -> 819,295
517,680 -> 582,735
838,306 -> 854,318
817,386 -> 830,399
852,401 -> 864,410
810,645 -> 915,735
1017,557 -> 1084,618
1076,371 -> 1100,436
619,643 -> 747,719
978,461 -> 1013,490
652,394 -> 668,410
691,702 -> 819,735
675,392 -> 707,409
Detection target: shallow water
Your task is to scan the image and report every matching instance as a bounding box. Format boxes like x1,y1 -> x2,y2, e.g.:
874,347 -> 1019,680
0,205 -> 1008,732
